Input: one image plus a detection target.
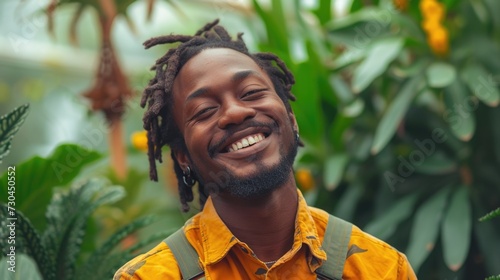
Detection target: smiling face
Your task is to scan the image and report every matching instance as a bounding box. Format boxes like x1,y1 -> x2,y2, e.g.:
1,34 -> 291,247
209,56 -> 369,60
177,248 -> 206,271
172,48 -> 299,198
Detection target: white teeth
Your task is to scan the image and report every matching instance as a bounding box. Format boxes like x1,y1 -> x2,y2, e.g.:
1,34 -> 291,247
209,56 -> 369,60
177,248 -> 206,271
227,133 -> 266,152
242,139 -> 249,147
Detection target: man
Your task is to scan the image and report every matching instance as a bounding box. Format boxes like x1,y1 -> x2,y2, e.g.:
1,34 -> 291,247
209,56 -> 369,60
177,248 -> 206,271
114,20 -> 417,279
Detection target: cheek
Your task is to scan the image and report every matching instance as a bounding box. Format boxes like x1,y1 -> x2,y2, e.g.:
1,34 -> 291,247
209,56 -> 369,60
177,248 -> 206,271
184,125 -> 214,156
256,97 -> 289,116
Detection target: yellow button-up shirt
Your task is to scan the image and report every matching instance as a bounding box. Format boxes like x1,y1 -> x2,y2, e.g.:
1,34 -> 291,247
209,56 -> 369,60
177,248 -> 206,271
114,190 -> 417,279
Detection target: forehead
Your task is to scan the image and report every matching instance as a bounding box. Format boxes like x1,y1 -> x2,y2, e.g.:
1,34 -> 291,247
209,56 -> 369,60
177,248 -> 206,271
172,48 -> 268,98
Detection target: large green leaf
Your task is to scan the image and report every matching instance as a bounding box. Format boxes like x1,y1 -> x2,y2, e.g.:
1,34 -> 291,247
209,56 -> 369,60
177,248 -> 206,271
406,186 -> 451,272
371,75 -> 424,154
332,48 -> 366,71
461,63 -> 500,107
326,7 -> 392,31
330,75 -> 355,104
0,104 -> 29,164
323,154 -> 348,191
252,0 -> 289,57
441,186 -> 471,271
414,151 -> 457,175
444,79 -> 476,141
0,144 -> 101,230
291,61 -> 325,147
364,193 -> 419,240
426,62 -> 457,88
332,183 -> 363,221
352,37 -> 404,93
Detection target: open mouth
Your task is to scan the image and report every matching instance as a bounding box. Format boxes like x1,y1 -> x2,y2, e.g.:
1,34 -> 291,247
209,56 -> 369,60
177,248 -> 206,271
225,133 -> 268,153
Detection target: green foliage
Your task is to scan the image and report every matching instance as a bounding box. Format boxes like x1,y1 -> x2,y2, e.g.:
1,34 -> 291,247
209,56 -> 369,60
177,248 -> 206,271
0,254 -> 43,280
76,215 -> 155,280
8,1 -> 498,279
479,207 -> 500,222
406,186 -> 451,271
0,144 -> 102,230
248,0 -> 500,278
0,204 -> 54,278
0,104 -> 29,164
0,176 -> 163,280
479,205 -> 500,280
364,193 -> 419,240
441,186 -> 471,271
43,179 -> 125,279
371,75 -> 424,154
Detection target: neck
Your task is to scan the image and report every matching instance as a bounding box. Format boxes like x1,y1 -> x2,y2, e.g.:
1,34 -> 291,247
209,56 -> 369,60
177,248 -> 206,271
210,175 -> 299,262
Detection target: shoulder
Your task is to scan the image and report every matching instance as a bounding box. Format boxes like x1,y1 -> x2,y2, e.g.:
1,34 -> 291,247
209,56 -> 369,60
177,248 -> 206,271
113,241 -> 181,280
306,207 -> 416,279
345,226 -> 416,279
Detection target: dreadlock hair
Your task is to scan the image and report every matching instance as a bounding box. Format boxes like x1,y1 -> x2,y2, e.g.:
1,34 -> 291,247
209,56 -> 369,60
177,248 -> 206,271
142,19 -> 302,212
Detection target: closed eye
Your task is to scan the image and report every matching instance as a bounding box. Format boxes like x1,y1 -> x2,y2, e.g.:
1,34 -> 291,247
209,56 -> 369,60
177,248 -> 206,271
191,107 -> 216,121
242,88 -> 268,99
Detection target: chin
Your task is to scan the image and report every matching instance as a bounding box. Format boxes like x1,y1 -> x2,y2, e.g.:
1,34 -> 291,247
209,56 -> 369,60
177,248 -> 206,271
205,139 -> 298,199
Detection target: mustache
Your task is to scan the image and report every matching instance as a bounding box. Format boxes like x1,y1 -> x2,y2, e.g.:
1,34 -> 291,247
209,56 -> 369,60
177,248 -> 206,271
208,120 -> 278,157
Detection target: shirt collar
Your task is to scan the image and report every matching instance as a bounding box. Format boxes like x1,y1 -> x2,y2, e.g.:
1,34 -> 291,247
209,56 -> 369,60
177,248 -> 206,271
198,189 -> 327,266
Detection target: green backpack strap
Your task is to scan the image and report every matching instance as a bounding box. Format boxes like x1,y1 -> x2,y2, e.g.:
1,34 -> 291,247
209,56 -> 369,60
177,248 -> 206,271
164,228 -> 205,280
316,215 -> 353,280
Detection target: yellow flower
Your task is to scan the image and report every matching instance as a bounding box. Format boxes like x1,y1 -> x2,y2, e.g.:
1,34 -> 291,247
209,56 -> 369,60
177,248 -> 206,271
428,26 -> 449,55
296,168 -> 315,191
420,0 -> 449,56
422,18 -> 441,33
131,130 -> 148,152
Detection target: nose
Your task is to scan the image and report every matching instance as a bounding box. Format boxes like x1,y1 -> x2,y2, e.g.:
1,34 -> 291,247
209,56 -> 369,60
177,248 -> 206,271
217,99 -> 256,129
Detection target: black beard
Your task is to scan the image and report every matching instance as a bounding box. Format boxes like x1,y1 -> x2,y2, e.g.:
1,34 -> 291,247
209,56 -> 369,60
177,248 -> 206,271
199,135 -> 299,199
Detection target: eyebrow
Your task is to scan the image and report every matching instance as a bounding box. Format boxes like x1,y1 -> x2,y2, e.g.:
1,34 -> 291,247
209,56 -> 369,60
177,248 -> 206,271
185,70 -> 262,103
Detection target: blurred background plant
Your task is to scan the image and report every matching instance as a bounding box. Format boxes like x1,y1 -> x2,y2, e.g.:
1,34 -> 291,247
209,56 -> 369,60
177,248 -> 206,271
0,0 -> 499,279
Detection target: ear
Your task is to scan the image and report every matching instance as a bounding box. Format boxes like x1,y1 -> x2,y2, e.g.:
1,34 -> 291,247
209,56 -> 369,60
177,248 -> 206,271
288,111 -> 299,134
173,148 -> 191,171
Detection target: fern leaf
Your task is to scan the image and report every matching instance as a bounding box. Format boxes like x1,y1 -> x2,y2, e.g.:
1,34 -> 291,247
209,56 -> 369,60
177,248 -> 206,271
485,275 -> 500,280
42,179 -> 125,280
479,207 -> 500,222
75,215 -> 157,280
0,204 -> 55,280
0,104 -> 29,163
94,230 -> 173,280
